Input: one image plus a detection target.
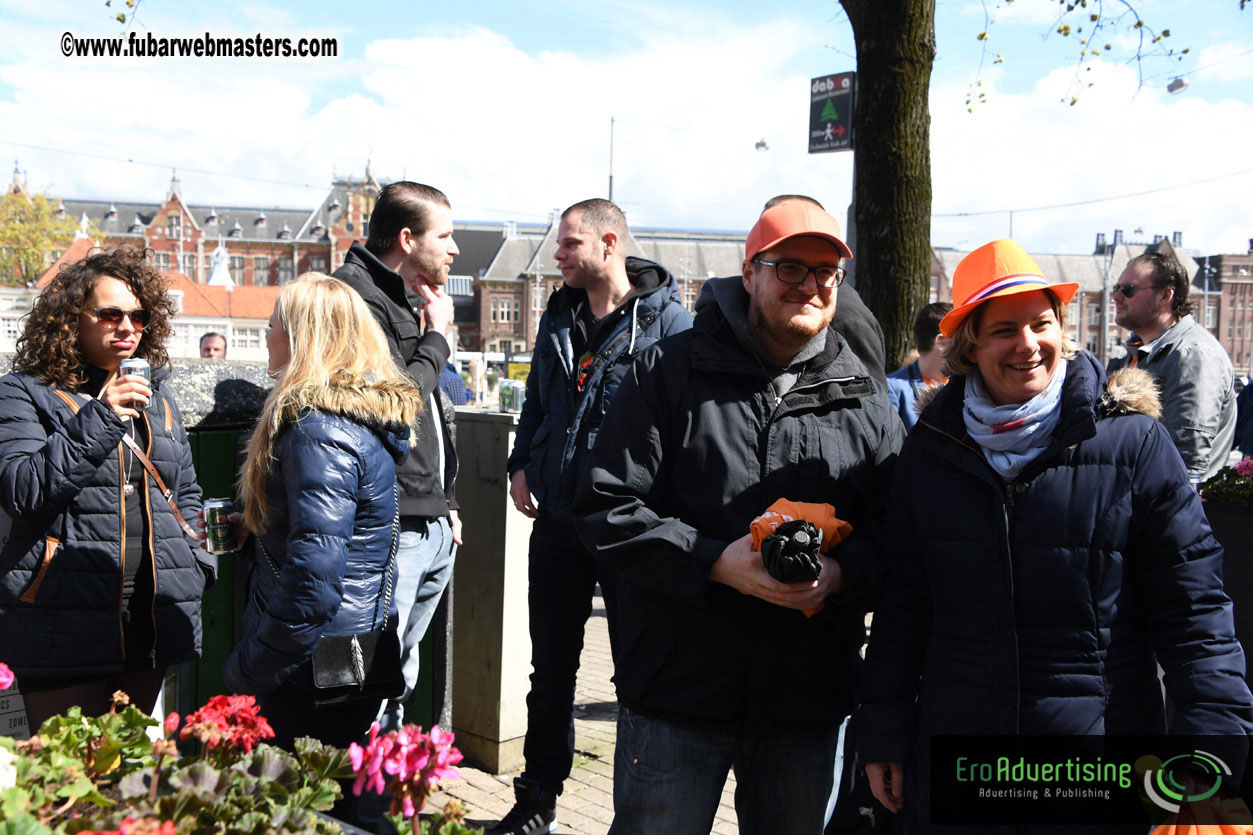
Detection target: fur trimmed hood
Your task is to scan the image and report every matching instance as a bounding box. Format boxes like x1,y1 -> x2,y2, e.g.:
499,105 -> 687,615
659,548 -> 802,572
912,359 -> 1161,420
275,374 -> 422,433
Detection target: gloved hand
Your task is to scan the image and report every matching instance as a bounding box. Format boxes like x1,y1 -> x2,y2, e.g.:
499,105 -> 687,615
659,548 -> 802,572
760,519 -> 824,584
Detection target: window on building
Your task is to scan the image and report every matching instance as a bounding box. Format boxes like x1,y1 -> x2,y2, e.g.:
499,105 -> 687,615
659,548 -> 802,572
204,255 -> 214,277
154,252 -> 171,271
309,256 -> 328,273
167,215 -> 181,238
512,300 -> 520,322
3,316 -> 21,341
1087,303 -> 1101,329
254,257 -> 270,286
181,254 -> 195,277
929,273 -> 940,303
233,328 -> 261,350
277,257 -> 294,284
532,282 -> 546,312
499,340 -> 513,353
229,256 -> 246,281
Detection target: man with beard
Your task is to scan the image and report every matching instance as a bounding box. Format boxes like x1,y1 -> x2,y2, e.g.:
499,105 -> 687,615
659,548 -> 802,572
332,181 -> 461,834
573,201 -> 902,833
1107,250 -> 1236,483
490,199 -> 692,835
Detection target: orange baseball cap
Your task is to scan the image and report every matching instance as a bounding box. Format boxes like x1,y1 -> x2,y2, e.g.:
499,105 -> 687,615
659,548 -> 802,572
745,202 -> 853,262
938,238 -> 1079,338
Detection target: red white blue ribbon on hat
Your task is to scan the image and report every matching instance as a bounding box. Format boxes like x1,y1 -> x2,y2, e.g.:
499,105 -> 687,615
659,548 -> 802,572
964,273 -> 1048,305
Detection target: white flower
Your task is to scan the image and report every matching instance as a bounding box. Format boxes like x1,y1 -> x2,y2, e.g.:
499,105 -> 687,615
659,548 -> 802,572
0,745 -> 16,790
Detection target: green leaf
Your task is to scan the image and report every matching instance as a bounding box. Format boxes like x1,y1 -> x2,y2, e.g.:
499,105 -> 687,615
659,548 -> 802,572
0,815 -> 50,835
167,762 -> 227,798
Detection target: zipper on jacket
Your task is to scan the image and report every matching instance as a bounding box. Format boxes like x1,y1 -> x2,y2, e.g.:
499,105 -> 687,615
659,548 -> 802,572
143,410 -> 158,665
117,442 -> 127,660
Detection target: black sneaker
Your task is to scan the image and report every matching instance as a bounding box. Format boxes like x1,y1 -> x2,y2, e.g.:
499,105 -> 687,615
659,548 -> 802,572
485,777 -> 558,835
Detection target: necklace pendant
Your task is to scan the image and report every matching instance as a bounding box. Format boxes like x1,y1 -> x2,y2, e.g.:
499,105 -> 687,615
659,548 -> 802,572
124,483 -> 135,496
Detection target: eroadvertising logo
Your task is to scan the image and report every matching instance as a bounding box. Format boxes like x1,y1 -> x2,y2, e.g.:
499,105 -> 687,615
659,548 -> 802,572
930,736 -> 1250,826
1140,749 -> 1231,814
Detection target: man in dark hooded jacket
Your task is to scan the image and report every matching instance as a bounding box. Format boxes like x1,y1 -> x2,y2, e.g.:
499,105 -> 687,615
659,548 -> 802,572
573,201 -> 902,833
490,199 -> 693,835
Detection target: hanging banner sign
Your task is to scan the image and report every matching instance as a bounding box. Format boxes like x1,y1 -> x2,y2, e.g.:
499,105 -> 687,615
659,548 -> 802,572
809,72 -> 856,153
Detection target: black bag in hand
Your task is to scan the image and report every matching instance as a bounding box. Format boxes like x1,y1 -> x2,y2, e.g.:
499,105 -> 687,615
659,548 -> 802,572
761,519 -> 824,583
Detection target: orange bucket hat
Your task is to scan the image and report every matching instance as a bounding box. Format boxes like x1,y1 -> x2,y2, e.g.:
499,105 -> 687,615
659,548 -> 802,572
938,238 -> 1079,338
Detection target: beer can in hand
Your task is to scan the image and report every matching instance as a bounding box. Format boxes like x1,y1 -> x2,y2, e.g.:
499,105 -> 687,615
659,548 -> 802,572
119,357 -> 151,417
203,499 -> 237,554
119,357 -> 151,383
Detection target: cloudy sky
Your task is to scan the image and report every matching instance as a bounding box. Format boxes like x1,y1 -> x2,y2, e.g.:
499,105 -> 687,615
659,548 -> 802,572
0,0 -> 1249,256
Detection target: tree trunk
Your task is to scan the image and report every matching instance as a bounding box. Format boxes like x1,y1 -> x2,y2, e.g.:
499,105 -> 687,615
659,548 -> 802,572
840,0 -> 936,370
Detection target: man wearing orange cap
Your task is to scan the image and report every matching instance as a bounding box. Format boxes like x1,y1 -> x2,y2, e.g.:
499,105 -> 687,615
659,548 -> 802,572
573,201 -> 902,834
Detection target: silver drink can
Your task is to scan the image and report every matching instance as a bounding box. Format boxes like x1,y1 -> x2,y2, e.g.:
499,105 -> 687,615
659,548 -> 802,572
119,357 -> 150,416
203,499 -> 237,554
119,357 -> 150,383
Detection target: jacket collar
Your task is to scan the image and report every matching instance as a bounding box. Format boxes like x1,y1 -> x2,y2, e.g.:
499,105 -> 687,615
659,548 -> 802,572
688,295 -> 876,399
343,241 -> 410,309
1128,314 -> 1197,362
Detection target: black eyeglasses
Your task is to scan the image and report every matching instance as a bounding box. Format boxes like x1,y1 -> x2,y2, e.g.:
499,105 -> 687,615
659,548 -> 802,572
1112,283 -> 1160,299
752,258 -> 845,288
86,307 -> 152,331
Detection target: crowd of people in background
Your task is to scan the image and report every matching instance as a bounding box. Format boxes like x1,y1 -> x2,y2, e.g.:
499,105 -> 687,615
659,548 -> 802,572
0,182 -> 1250,835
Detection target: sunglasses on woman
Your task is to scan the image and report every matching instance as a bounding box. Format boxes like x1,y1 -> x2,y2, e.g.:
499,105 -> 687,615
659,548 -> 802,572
87,307 -> 152,330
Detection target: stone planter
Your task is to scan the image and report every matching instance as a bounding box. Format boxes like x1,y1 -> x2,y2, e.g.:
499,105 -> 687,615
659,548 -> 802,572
1206,501 -> 1253,675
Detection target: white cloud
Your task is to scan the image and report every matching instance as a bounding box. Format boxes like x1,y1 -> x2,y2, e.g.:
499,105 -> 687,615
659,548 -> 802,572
1194,39 -> 1253,83
0,3 -> 1247,262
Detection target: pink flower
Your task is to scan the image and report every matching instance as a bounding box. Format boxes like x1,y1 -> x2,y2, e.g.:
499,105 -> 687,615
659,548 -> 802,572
347,722 -> 464,818
0,663 -> 14,691
1236,457 -> 1253,478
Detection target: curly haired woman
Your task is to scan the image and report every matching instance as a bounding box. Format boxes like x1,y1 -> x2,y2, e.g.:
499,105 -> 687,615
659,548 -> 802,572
0,246 -> 211,730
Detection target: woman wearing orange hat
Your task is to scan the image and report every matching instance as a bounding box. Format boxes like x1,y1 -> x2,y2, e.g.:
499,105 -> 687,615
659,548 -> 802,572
856,239 -> 1253,832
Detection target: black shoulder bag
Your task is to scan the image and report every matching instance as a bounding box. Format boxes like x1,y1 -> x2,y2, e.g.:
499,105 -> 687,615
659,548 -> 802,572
257,484 -> 405,707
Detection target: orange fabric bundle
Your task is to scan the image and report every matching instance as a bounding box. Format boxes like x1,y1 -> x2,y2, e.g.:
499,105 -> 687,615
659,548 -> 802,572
1150,798 -> 1253,835
749,499 -> 853,617
750,499 -> 852,552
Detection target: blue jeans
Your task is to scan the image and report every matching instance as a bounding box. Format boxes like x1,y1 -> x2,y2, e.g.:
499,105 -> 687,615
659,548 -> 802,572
376,516 -> 457,732
359,516 -> 457,835
609,706 -> 839,835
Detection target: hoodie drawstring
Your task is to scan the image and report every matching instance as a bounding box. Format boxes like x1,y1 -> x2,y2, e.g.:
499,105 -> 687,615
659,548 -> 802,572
628,299 -> 639,355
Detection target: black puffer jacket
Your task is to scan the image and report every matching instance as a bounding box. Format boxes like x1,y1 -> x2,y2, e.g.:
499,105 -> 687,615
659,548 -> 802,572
857,352 -> 1253,833
0,370 -> 209,677
573,279 -> 902,730
507,257 -> 692,521
334,242 -> 457,519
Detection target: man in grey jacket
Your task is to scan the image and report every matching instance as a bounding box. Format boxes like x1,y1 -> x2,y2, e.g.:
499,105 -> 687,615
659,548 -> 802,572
1108,251 -> 1235,483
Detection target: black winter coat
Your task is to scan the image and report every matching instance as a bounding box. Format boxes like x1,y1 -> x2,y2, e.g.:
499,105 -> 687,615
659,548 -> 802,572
857,352 -> 1253,833
573,293 -> 903,731
334,242 -> 457,519
507,256 -> 692,521
0,370 -> 209,678
223,381 -> 414,695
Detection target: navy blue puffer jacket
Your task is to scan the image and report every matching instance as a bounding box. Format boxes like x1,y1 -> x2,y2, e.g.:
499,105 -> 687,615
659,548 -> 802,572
857,352 -> 1253,832
0,369 -> 208,677
223,382 -> 415,696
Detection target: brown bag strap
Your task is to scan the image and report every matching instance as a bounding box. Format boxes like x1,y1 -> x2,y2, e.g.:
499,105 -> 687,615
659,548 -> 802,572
54,389 -> 199,540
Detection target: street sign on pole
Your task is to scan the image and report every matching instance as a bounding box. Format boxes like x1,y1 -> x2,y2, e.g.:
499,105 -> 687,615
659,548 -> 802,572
809,72 -> 855,153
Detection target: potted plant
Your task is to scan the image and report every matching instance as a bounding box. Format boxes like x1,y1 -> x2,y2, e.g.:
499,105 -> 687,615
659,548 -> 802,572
1201,457 -> 1253,674
0,664 -> 478,835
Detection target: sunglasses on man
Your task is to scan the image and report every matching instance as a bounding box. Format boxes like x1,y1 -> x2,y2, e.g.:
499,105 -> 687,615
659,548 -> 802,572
86,307 -> 152,330
1111,283 -> 1161,299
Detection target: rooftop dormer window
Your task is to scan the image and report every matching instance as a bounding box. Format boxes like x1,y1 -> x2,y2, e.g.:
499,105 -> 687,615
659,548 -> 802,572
255,211 -> 266,227
229,221 -> 243,238
278,224 -> 292,240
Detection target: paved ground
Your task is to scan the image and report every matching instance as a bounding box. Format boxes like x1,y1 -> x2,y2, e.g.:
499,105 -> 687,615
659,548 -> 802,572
427,589 -> 740,834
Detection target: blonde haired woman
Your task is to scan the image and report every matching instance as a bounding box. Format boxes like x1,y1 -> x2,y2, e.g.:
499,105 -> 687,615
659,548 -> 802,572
223,274 -> 422,770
